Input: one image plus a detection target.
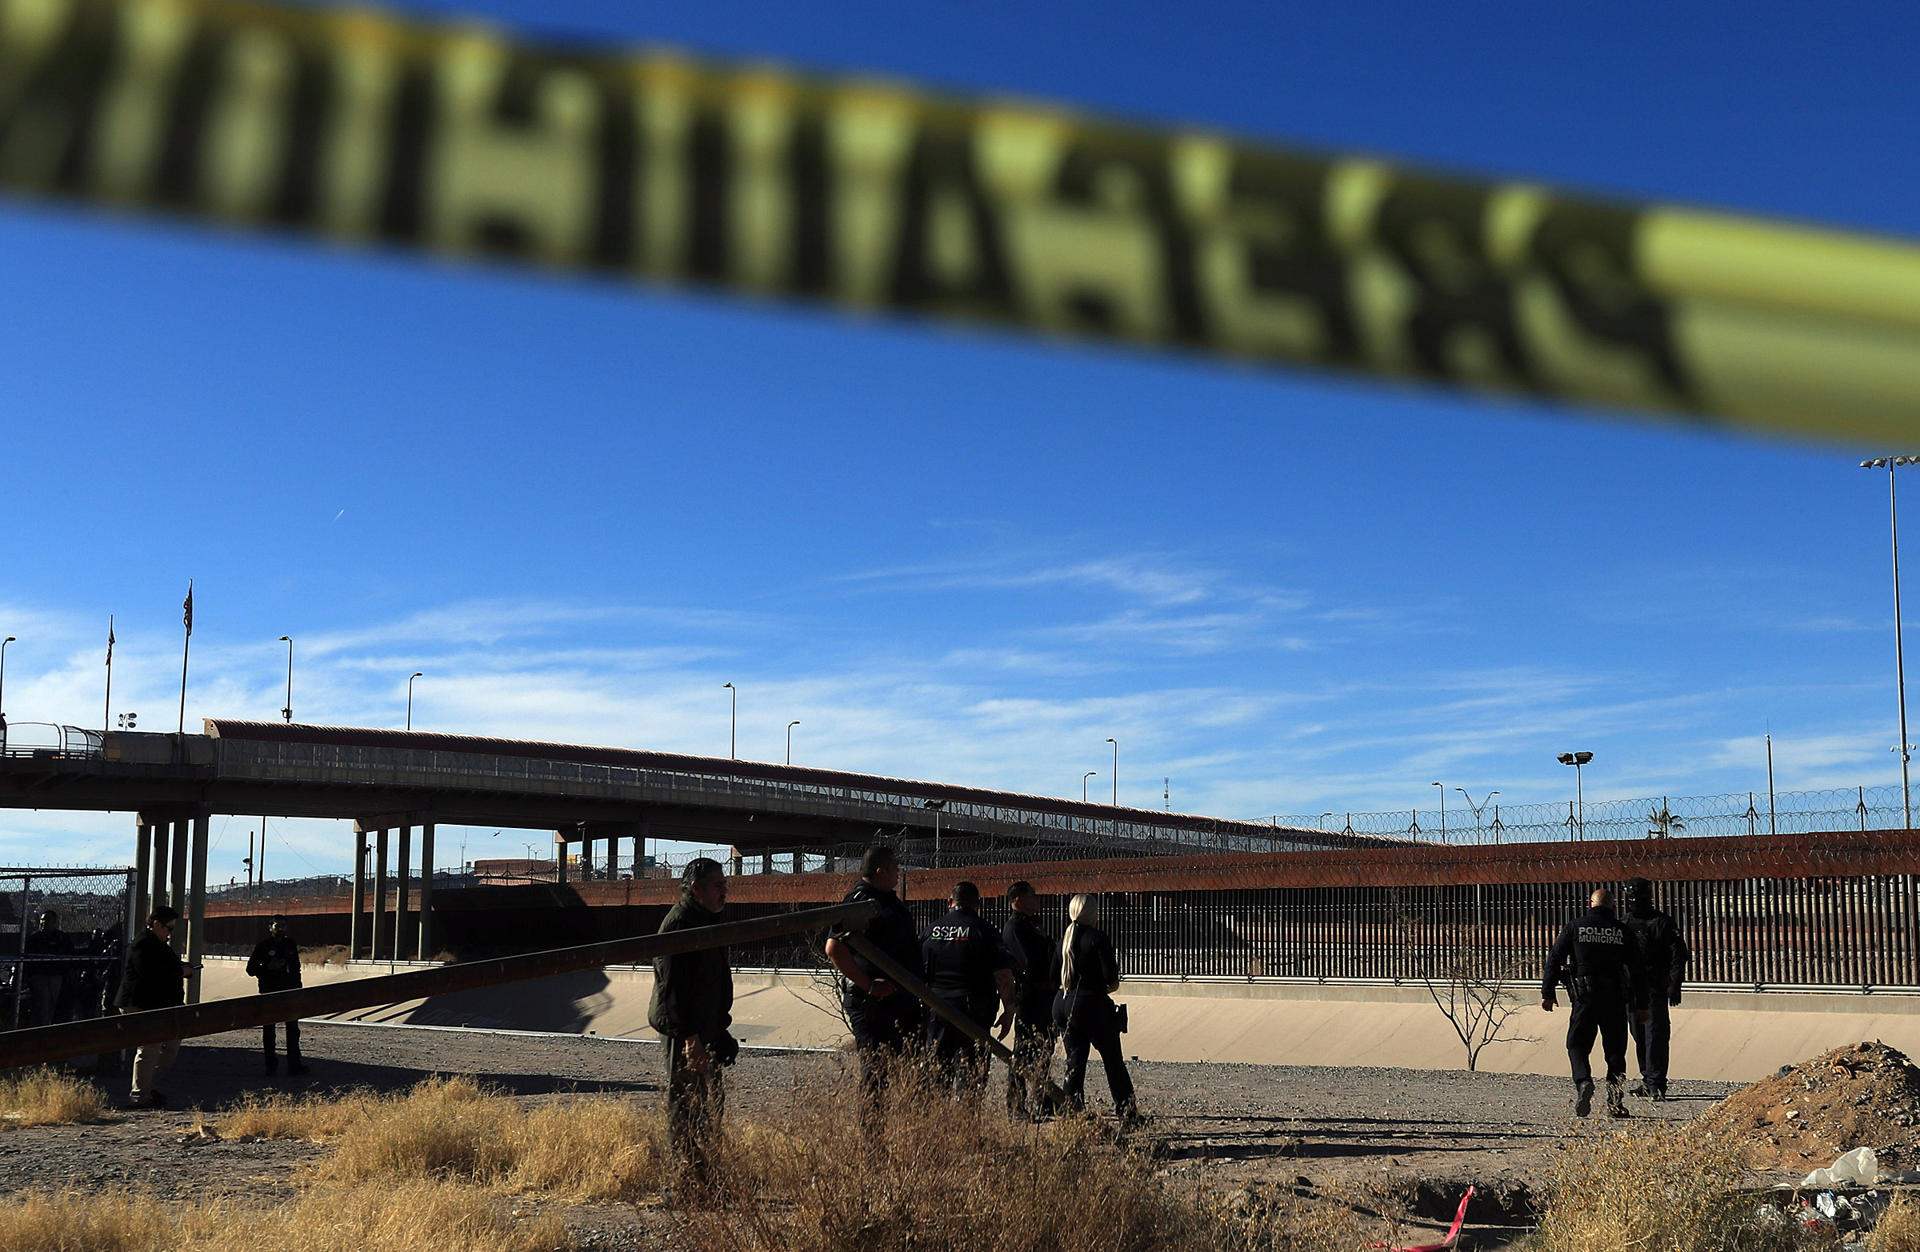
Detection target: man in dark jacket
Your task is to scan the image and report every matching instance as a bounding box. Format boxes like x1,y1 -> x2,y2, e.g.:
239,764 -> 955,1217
825,845 -> 925,1113
117,906 -> 200,1108
1622,877 -> 1691,1101
647,858 -> 733,1192
23,909 -> 71,1027
246,915 -> 307,1075
921,880 -> 1015,1097
1542,887 -> 1645,1118
1001,880 -> 1058,1118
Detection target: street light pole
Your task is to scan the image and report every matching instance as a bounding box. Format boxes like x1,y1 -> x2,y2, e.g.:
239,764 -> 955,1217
1557,751 -> 1592,839
723,682 -> 736,759
1083,771 -> 1097,802
1431,782 -> 1446,841
407,672 -> 423,731
1865,455 -> 1920,829
279,635 -> 293,723
1455,788 -> 1499,843
786,720 -> 799,765
1106,738 -> 1118,806
0,635 -> 14,754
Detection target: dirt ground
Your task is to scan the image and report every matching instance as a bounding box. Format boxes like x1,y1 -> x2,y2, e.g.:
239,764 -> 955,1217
0,1022 -> 1739,1248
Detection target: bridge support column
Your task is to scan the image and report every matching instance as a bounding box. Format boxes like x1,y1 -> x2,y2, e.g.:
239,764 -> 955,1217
417,819 -> 435,960
555,829 -> 569,885
350,830 -> 367,959
186,811 -> 208,1003
581,830 -> 595,880
372,827 -> 389,961
761,852 -> 772,875
394,824 -> 411,961
149,822 -> 170,912
168,817 -> 189,948
636,821 -> 649,878
130,818 -> 152,930
792,851 -> 803,874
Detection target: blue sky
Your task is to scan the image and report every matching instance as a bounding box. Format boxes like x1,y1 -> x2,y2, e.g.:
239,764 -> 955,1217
3,0 -> 1918,879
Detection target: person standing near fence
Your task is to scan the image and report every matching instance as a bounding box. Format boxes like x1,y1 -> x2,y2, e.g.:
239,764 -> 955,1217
648,857 -> 735,1201
23,910 -> 71,1027
1541,887 -> 1645,1118
1622,877 -> 1690,1101
1054,893 -> 1138,1125
116,906 -> 200,1109
1001,880 -> 1059,1119
921,880 -> 1015,1098
825,844 -> 925,1117
246,915 -> 307,1076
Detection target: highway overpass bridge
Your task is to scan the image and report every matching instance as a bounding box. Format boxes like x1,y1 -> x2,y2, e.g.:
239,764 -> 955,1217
0,719 -> 1378,987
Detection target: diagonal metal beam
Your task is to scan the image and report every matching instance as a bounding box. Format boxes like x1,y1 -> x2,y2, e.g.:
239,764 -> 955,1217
0,900 -> 876,1072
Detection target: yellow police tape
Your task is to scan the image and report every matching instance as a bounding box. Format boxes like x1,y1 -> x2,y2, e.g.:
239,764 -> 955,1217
4,0 -> 1918,445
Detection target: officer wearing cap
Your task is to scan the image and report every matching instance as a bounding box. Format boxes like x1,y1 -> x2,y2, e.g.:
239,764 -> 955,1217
1542,886 -> 1646,1118
825,845 -> 925,1114
921,880 -> 1015,1097
246,915 -> 307,1075
648,857 -> 734,1196
1622,876 -> 1690,1100
1001,880 -> 1058,1118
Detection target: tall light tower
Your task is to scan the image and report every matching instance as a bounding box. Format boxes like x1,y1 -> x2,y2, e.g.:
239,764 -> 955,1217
786,719 -> 800,765
1864,455 -> 1920,829
1106,738 -> 1118,806
278,635 -> 293,722
1557,751 -> 1593,840
722,682 -> 737,759
406,672 -> 423,730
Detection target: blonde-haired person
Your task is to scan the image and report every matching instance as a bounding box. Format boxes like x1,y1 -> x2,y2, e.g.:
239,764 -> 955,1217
1052,894 -> 1138,1123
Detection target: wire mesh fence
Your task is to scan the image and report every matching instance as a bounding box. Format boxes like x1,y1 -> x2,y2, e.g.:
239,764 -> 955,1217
0,867 -> 134,1029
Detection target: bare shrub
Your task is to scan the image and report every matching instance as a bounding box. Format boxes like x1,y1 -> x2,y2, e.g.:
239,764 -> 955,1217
1876,1194 -> 1920,1251
302,945 -> 350,967
0,1067 -> 109,1128
1416,922 -> 1537,1071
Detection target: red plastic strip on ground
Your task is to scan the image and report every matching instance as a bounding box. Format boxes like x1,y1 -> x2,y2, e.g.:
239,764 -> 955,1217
1370,1186 -> 1474,1252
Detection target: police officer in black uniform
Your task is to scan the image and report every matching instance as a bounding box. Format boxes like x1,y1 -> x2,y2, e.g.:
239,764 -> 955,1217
921,880 -> 1015,1097
825,845 -> 925,1112
1542,886 -> 1645,1118
1622,876 -> 1690,1101
246,915 -> 307,1075
1001,880 -> 1058,1118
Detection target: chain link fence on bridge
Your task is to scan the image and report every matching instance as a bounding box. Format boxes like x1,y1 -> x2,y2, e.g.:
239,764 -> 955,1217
0,867 -> 134,1030
1273,784 -> 1914,845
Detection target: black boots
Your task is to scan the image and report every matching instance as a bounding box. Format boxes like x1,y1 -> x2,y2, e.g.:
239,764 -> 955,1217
1574,1079 -> 1594,1117
1606,1079 -> 1630,1119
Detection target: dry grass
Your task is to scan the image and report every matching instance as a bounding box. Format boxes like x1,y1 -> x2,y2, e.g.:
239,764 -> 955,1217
301,944 -> 350,966
1876,1195 -> 1920,1251
0,1180 -> 567,1251
0,1067 -> 109,1128
692,1057 -> 1240,1252
1528,1123 -> 1824,1252
215,1075 -> 669,1202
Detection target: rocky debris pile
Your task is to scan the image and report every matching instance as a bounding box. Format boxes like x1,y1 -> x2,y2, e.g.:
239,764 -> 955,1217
1702,1041 -> 1920,1171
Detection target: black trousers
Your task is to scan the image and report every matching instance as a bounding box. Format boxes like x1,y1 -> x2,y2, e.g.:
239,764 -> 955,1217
847,992 -> 922,1106
663,1035 -> 725,1183
262,1018 -> 301,1060
1006,1014 -> 1056,1116
1060,1000 -> 1133,1112
1631,993 -> 1672,1087
926,999 -> 993,1096
1566,993 -> 1629,1087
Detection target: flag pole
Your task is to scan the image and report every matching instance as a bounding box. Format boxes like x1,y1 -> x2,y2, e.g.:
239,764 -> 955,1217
178,581 -> 193,734
104,614 -> 114,732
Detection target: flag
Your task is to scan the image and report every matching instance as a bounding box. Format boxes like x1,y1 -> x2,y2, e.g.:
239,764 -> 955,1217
182,581 -> 194,636
105,615 -> 114,666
